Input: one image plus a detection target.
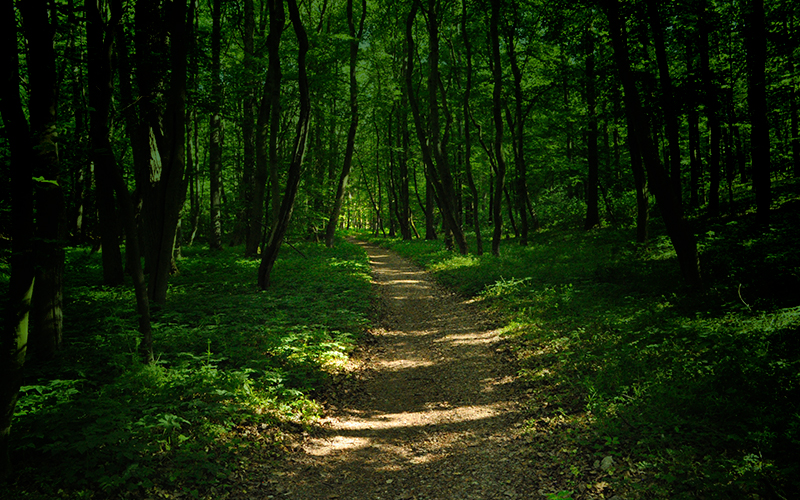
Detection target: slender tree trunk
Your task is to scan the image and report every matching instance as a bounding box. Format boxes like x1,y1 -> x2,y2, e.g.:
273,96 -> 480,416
148,0 -> 190,304
398,89 -> 412,240
209,0 -> 223,250
258,0 -> 311,288
627,106 -> 649,244
686,34 -> 702,208
247,0 -> 284,256
0,0 -> 36,477
699,4 -> 721,218
584,26 -> 600,230
462,0 -> 482,254
489,0 -> 506,255
19,0 -> 65,360
425,174 -> 437,240
505,8 -> 530,243
745,0 -> 771,226
325,0 -> 366,247
647,0 -> 682,202
87,0 -> 124,287
602,0 -> 701,285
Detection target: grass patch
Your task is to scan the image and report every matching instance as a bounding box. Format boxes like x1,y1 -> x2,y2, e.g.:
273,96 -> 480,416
361,206 -> 800,499
2,238 -> 373,499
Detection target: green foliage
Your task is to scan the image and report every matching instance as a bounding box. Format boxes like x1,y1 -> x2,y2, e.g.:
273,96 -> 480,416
369,206 -> 800,499
2,238 -> 373,499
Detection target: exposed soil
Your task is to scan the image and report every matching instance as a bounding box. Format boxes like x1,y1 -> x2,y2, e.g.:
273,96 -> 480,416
254,240 -> 543,499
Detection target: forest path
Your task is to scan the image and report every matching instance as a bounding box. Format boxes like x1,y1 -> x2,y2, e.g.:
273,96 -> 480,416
264,240 -> 541,499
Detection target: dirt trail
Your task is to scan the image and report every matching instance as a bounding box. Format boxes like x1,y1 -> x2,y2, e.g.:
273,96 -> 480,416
267,240 -> 540,499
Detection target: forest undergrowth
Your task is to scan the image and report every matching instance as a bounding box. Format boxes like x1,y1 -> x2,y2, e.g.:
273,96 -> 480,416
0,239 -> 373,499
365,200 -> 800,500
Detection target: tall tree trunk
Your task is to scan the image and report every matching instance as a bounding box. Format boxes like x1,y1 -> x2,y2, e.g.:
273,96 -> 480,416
647,0 -> 682,202
247,0 -> 284,256
325,0 -> 366,247
87,0 -> 124,287
699,3 -> 721,218
686,34 -> 702,208
627,106 -> 649,243
398,88 -> 412,240
745,0 -> 771,226
462,0 -> 482,254
425,173 -> 437,240
505,6 -> 530,244
489,0 -> 506,255
148,0 -> 190,304
209,0 -> 223,250
19,0 -> 65,360
584,26 -> 600,230
258,0 -> 311,288
0,0 -> 36,477
602,0 -> 701,285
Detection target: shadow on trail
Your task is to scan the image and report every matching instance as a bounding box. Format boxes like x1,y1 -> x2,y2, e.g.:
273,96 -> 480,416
261,241 -> 539,500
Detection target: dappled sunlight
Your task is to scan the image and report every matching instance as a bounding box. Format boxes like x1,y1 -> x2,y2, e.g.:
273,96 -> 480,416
305,402 -> 509,460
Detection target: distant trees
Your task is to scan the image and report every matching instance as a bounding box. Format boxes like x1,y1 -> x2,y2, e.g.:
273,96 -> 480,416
2,0 -> 798,480
1,0 -> 796,382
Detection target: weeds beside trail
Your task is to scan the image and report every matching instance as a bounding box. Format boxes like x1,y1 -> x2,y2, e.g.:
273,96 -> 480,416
1,239 -> 373,499
364,213 -> 800,500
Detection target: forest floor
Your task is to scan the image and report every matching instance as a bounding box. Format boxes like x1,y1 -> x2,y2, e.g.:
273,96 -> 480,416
239,239 -> 547,500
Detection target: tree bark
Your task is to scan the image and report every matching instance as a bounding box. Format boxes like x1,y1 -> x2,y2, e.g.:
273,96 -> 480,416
489,0 -> 506,255
505,5 -> 531,243
745,0 -> 771,226
148,0 -> 190,304
686,34 -> 702,208
0,0 -> 36,477
699,3 -> 721,218
248,0 -> 285,257
646,0 -> 682,203
462,1 -> 482,254
86,0 -> 124,287
325,0 -> 366,247
209,0 -> 224,250
584,26 -> 600,230
19,0 -> 65,360
258,0 -> 311,288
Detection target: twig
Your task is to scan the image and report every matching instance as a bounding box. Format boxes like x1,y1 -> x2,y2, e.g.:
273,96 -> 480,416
738,284 -> 752,312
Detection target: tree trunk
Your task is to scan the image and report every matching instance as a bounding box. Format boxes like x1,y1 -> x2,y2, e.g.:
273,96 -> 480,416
20,0 -> 65,360
686,34 -> 702,208
745,0 -> 771,226
398,88 -> 412,240
699,4 -> 721,218
247,0 -> 284,257
602,0 -> 701,285
489,0 -> 506,255
584,26 -> 600,230
647,0 -> 682,203
325,0 -> 366,247
209,0 -> 223,250
505,6 -> 530,244
87,0 -> 124,287
148,0 -> 190,304
258,0 -> 311,288
462,0 -> 482,254
0,0 -> 36,477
